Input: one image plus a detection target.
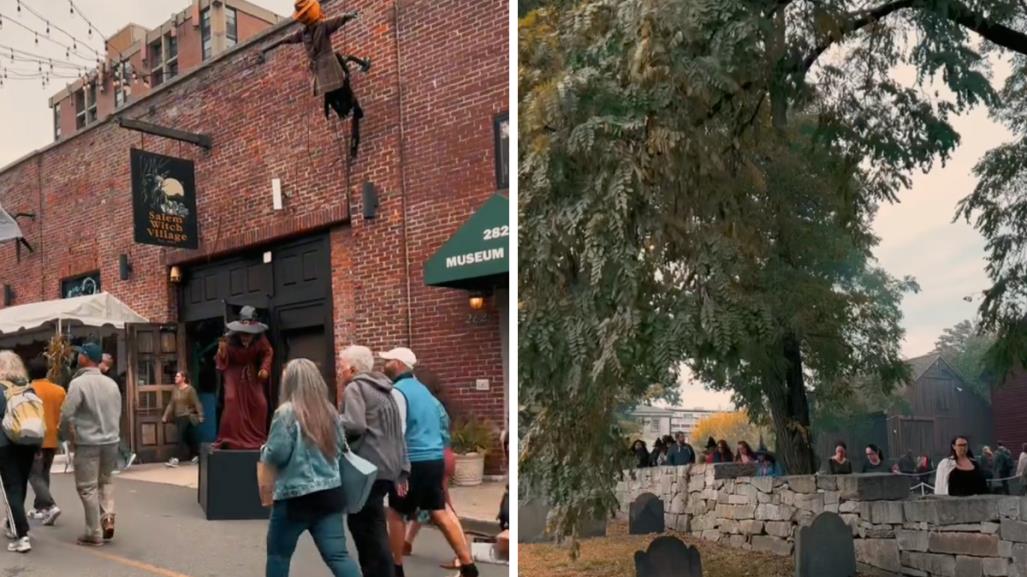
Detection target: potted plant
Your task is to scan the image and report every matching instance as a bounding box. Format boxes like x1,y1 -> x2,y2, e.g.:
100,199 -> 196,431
450,417 -> 494,486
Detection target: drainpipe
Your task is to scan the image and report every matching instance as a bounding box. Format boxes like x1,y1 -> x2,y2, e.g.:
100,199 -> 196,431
393,0 -> 413,345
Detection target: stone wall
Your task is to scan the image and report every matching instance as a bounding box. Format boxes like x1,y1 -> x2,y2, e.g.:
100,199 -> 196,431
615,464 -> 1027,577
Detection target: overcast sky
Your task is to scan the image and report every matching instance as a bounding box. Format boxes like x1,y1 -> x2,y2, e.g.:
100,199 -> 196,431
0,0 -> 291,167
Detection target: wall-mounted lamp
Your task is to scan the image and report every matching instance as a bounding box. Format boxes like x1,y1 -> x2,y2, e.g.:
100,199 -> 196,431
469,294 -> 486,311
3,284 -> 13,307
119,254 -> 133,281
362,181 -> 379,220
169,265 -> 182,284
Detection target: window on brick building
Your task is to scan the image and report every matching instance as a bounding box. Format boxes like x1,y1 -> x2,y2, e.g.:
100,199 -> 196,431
226,8 -> 238,48
494,112 -> 509,190
53,102 -> 61,140
201,8 -> 213,60
61,272 -> 101,299
75,89 -> 86,129
86,81 -> 97,123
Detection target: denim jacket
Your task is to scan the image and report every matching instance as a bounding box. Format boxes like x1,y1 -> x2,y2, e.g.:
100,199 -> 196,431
259,402 -> 348,501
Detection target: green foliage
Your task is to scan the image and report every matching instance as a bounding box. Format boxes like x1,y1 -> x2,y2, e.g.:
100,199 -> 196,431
521,0 -> 1027,547
450,417 -> 495,455
934,319 -> 997,402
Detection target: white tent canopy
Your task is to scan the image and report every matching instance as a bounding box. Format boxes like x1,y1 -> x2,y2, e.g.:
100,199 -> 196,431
0,292 -> 149,336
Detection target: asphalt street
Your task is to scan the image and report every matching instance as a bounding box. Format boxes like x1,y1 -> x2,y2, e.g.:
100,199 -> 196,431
0,473 -> 507,577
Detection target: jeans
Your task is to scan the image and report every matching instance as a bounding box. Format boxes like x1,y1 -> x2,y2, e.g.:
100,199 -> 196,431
29,447 -> 57,510
347,480 -> 394,577
0,444 -> 38,538
73,443 -> 118,539
175,416 -> 199,460
266,500 -> 360,577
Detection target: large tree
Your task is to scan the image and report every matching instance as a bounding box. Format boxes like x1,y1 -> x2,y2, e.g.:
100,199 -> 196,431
520,0 -> 1027,541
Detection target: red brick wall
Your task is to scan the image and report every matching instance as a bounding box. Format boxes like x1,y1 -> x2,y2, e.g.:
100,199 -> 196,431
237,10 -> 271,43
2,0 -> 508,471
177,12 -> 205,72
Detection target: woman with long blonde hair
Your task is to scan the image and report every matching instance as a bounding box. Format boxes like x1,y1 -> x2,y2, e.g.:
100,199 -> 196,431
0,350 -> 39,552
259,358 -> 359,577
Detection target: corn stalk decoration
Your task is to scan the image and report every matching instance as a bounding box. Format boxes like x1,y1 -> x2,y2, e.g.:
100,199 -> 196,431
44,333 -> 72,387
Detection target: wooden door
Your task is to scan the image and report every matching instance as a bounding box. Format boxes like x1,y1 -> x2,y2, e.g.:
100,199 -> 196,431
126,323 -> 186,463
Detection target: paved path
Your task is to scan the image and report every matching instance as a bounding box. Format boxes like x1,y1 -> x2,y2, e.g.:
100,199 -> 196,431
0,473 -> 507,577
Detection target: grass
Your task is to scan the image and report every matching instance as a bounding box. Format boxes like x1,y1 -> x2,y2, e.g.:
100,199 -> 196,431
520,522 -> 799,577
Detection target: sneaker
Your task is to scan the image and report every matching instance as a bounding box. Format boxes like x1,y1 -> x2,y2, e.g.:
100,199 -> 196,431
7,536 -> 30,553
76,535 -> 104,547
42,506 -> 61,526
165,457 -> 179,468
101,515 -> 115,540
27,509 -> 43,520
190,456 -> 199,465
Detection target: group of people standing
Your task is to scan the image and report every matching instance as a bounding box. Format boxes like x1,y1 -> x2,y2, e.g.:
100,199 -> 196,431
0,342 -> 123,552
826,437 -> 1027,496
632,433 -> 782,476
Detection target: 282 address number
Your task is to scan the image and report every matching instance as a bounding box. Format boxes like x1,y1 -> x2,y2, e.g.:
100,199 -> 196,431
483,226 -> 510,240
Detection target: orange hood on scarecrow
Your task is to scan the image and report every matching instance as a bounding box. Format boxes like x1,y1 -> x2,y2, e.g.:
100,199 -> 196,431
293,0 -> 323,26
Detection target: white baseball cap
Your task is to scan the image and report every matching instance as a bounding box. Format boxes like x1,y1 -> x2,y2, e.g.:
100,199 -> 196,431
378,347 -> 417,369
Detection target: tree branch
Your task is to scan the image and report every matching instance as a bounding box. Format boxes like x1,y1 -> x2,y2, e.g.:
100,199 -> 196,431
801,0 -> 915,73
800,0 -> 1027,74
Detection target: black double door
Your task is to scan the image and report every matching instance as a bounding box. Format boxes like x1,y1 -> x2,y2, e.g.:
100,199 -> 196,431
179,233 -> 336,424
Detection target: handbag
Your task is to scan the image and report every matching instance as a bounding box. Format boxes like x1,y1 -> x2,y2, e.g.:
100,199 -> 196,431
339,443 -> 377,514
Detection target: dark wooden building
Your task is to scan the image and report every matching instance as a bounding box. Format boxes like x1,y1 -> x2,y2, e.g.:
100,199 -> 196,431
887,353 -> 993,461
815,353 -> 994,466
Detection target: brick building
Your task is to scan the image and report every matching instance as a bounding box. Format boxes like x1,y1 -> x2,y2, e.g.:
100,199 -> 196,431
0,0 -> 509,471
50,0 -> 282,140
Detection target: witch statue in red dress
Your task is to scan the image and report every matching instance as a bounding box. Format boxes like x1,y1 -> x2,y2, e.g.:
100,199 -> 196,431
212,306 -> 273,450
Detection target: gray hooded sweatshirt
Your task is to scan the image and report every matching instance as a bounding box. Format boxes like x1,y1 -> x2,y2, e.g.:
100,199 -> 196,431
340,371 -> 410,482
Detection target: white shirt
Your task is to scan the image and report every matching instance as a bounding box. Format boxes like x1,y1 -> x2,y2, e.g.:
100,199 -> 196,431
1017,452 -> 1027,478
935,457 -> 956,495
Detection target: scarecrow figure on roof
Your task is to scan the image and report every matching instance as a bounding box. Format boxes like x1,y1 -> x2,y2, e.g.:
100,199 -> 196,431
262,0 -> 371,159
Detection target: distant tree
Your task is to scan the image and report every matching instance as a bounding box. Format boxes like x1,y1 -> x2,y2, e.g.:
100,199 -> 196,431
690,411 -> 774,450
934,319 -> 996,402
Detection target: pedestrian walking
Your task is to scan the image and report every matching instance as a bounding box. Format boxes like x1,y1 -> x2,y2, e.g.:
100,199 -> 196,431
100,354 -> 136,472
338,346 -> 408,577
713,439 -> 734,463
259,359 -> 360,577
380,347 -> 479,577
60,342 -> 122,546
161,370 -> 204,467
632,440 -> 650,468
26,356 -> 66,526
402,366 -> 469,571
1017,443 -> 1027,495
0,351 -> 42,553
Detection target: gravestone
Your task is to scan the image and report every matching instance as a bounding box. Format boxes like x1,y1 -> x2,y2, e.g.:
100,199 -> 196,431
635,535 -> 702,577
795,512 -> 856,577
630,493 -> 666,535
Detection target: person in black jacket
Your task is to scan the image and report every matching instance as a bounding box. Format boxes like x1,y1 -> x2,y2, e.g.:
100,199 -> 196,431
632,440 -> 650,468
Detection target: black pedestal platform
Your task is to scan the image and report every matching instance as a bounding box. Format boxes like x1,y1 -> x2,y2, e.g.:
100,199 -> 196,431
198,443 -> 268,520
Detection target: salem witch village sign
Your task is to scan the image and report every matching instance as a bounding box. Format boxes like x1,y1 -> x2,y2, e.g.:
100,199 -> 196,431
131,149 -> 199,249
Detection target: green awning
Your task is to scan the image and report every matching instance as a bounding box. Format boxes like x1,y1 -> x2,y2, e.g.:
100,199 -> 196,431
424,194 -> 509,289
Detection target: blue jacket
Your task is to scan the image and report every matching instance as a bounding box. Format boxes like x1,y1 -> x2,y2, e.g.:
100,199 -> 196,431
259,403 -> 348,501
394,374 -> 448,463
668,443 -> 695,466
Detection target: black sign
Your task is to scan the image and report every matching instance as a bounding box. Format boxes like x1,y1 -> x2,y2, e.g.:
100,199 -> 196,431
61,272 -> 101,299
131,148 -> 198,249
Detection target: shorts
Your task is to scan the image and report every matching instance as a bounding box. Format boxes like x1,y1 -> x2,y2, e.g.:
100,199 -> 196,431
388,459 -> 445,517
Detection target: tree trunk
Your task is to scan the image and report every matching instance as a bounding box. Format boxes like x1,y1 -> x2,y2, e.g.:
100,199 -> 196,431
768,7 -> 789,131
768,333 -> 818,474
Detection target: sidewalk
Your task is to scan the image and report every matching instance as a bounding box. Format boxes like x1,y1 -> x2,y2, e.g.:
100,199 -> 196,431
54,456 -> 505,529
